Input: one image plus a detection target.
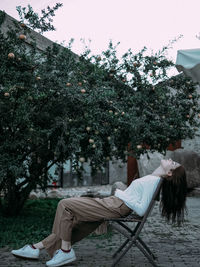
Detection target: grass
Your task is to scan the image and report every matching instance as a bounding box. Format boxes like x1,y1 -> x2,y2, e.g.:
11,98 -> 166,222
0,198 -> 113,249
0,198 -> 60,249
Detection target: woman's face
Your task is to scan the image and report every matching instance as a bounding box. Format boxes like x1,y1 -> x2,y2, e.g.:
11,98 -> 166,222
161,159 -> 180,175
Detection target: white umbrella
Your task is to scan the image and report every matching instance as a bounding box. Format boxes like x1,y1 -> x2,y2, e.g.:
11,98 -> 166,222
176,48 -> 200,83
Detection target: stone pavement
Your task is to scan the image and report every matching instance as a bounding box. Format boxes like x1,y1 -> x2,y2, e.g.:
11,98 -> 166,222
0,195 -> 199,267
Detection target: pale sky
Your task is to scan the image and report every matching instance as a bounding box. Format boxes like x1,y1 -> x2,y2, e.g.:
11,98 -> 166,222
1,0 -> 200,72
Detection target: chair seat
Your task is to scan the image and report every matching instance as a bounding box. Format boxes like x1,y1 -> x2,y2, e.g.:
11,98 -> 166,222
105,213 -> 143,222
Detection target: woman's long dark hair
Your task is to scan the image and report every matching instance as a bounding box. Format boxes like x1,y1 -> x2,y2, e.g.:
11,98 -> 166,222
160,165 -> 187,226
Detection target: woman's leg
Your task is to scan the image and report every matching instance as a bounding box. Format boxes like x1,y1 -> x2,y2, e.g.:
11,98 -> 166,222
33,240 -> 70,251
41,196 -> 131,257
40,221 -> 102,257
71,220 -> 102,244
33,241 -> 44,249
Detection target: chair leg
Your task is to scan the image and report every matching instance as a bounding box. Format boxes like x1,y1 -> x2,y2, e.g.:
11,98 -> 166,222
112,238 -> 129,258
111,221 -> 158,266
135,239 -> 158,267
111,236 -> 141,267
111,240 -> 133,267
117,221 -> 137,234
111,236 -> 158,267
111,221 -> 139,259
111,224 -> 131,259
118,220 -> 140,235
137,236 -> 157,260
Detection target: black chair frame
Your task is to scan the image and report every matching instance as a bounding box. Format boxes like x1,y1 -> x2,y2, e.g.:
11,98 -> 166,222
105,178 -> 163,267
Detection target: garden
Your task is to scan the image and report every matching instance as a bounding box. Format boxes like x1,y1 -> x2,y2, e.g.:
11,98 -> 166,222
0,3 -> 200,251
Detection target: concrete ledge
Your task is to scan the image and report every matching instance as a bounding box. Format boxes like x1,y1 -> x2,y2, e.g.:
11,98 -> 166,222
187,187 -> 200,197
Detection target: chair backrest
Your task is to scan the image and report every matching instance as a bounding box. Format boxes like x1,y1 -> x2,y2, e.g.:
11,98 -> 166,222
136,177 -> 163,232
143,177 -> 163,220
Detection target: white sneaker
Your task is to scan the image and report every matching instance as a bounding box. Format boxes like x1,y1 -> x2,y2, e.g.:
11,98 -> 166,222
46,248 -> 76,267
11,244 -> 40,259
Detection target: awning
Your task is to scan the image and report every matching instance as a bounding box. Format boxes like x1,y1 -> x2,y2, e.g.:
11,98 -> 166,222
176,48 -> 200,83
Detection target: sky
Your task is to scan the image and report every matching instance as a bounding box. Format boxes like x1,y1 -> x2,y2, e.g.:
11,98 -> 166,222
1,0 -> 200,74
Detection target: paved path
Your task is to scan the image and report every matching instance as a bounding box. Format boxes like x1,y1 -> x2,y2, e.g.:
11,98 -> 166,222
0,196 -> 199,267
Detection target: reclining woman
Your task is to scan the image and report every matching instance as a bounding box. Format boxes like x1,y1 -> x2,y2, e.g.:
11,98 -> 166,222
11,159 -> 187,267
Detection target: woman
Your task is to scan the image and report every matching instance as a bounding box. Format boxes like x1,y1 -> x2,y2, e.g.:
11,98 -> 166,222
11,159 -> 187,267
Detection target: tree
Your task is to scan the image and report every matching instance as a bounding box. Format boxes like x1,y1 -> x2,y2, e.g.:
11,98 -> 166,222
0,5 -> 199,216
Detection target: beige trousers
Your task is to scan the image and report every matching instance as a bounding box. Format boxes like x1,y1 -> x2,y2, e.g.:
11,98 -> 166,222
42,196 -> 131,257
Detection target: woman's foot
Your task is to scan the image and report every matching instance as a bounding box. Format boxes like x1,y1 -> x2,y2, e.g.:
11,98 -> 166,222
46,248 -> 76,267
11,244 -> 40,259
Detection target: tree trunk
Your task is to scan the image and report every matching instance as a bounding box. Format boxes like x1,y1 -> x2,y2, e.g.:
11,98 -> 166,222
1,182 -> 32,217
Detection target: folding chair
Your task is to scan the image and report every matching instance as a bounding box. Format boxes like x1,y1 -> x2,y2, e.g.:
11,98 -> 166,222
105,178 -> 163,267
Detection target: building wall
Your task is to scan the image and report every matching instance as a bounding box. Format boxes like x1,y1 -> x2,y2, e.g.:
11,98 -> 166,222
109,160 -> 127,184
182,134 -> 200,154
182,85 -> 200,153
1,12 -> 79,58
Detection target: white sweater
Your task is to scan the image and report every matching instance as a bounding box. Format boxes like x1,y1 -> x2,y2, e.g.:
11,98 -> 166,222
114,175 -> 161,216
